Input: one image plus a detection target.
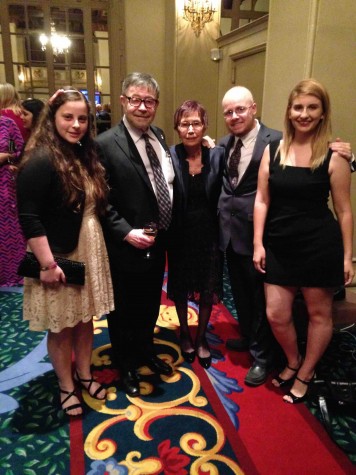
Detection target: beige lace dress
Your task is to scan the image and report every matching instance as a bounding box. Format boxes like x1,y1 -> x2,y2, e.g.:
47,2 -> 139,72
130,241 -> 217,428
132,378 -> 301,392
23,185 -> 114,333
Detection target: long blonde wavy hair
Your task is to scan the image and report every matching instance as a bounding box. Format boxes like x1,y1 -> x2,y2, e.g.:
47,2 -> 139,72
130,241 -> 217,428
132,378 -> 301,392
279,79 -> 332,170
0,82 -> 23,115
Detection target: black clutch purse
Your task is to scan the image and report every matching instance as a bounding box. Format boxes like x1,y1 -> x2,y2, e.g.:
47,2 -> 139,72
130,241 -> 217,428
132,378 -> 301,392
18,252 -> 85,286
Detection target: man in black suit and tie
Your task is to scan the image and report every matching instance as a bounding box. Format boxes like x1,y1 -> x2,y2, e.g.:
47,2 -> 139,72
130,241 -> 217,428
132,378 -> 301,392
218,86 -> 353,386
96,72 -> 174,397
218,86 -> 281,386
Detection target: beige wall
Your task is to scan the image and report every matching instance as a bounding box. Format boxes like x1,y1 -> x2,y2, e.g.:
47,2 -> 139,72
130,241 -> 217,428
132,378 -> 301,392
262,0 -> 356,146
123,0 -> 175,140
173,1 -> 221,145
124,0 -> 221,146
215,17 -> 268,140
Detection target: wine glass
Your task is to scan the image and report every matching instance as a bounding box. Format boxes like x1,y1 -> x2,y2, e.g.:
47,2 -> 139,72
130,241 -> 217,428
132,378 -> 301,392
143,221 -> 158,259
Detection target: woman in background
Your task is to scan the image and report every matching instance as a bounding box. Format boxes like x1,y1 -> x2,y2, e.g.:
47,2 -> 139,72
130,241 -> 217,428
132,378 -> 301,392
17,88 -> 114,416
253,79 -> 354,403
0,82 -> 29,141
21,98 -> 45,135
0,112 -> 25,287
168,100 -> 225,369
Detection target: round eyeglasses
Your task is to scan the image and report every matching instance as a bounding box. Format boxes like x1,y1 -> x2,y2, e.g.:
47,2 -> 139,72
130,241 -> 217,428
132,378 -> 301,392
125,95 -> 158,109
223,105 -> 253,118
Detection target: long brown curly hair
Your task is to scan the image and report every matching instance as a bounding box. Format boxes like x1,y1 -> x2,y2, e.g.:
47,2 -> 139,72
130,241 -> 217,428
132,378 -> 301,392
23,87 -> 107,215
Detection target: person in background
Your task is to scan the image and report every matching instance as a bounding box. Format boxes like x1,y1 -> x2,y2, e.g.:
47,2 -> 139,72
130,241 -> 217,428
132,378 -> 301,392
253,78 -> 354,403
217,85 -> 353,387
21,98 -> 45,135
0,83 -> 29,142
96,72 -> 175,397
96,103 -> 111,135
17,88 -> 114,416
168,100 -> 225,369
0,112 -> 25,287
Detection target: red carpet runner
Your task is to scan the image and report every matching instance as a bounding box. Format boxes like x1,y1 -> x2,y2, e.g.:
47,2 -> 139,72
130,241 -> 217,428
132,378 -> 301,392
70,287 -> 355,475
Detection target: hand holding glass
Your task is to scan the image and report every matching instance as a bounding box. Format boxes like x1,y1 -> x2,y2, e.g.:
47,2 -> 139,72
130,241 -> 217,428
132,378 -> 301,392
143,222 -> 157,259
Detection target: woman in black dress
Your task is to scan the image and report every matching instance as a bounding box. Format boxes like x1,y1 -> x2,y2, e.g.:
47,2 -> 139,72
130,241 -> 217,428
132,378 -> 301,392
168,100 -> 225,368
253,79 -> 354,403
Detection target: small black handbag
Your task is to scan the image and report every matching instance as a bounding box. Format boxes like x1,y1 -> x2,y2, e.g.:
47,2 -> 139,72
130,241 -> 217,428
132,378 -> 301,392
18,251 -> 85,286
310,378 -> 356,436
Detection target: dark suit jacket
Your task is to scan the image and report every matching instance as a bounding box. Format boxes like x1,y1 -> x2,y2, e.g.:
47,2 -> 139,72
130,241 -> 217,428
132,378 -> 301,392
96,121 -> 174,271
218,123 -> 282,256
169,143 -> 225,230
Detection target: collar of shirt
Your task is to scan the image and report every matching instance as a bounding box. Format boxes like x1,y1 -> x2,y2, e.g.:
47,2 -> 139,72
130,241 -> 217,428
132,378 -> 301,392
122,115 -> 174,200
231,119 -> 260,152
123,115 -> 152,145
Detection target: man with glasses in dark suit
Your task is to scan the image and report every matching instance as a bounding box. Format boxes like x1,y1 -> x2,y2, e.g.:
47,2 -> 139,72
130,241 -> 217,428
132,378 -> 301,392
96,72 -> 175,397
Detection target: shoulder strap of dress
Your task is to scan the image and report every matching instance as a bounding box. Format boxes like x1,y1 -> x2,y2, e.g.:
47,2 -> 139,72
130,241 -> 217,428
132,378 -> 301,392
269,139 -> 280,172
325,147 -> 333,162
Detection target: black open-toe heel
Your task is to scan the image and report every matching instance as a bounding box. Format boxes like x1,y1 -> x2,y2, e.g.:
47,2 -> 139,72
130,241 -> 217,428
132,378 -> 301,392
74,371 -> 106,400
273,362 -> 301,388
283,375 -> 313,404
60,388 -> 82,416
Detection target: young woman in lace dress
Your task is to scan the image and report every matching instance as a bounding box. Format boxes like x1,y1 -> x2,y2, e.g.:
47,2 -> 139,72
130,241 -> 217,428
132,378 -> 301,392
17,88 -> 114,416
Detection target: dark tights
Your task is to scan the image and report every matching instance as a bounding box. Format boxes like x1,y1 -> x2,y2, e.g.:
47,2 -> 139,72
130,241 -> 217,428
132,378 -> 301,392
175,296 -> 212,358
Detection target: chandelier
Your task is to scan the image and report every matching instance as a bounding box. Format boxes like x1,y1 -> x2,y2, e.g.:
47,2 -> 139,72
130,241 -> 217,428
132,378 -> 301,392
183,0 -> 216,37
39,22 -> 71,55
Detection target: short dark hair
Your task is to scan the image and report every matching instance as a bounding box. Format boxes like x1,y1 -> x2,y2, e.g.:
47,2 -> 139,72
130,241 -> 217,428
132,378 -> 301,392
173,100 -> 208,130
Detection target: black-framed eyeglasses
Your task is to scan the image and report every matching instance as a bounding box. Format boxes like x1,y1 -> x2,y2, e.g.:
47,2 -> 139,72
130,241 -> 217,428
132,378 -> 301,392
223,105 -> 253,118
125,95 -> 158,109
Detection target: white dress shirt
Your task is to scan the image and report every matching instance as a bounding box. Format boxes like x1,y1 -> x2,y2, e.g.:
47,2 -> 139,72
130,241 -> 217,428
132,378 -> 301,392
123,116 -> 175,202
228,120 -> 260,185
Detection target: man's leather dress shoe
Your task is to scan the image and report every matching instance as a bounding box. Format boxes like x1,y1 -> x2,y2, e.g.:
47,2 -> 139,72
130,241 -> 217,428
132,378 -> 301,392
226,338 -> 249,352
122,370 -> 140,397
146,356 -> 173,376
244,363 -> 269,386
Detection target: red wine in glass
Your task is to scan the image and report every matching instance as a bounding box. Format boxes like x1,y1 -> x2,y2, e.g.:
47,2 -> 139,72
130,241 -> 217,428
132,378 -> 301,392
143,222 -> 157,259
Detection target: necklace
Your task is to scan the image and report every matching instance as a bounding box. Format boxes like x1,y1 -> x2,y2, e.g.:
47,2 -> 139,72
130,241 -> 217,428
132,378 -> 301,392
186,155 -> 203,176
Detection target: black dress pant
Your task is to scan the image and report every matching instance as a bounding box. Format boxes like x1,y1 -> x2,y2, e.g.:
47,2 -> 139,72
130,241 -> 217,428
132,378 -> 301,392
226,243 -> 277,366
107,251 -> 166,373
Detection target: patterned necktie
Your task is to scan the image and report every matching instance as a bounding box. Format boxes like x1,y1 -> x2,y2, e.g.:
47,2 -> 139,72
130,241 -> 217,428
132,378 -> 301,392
228,138 -> 243,188
142,133 -> 172,230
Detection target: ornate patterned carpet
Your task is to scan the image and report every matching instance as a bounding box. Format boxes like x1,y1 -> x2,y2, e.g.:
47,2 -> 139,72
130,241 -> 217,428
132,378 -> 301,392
1,271 -> 355,474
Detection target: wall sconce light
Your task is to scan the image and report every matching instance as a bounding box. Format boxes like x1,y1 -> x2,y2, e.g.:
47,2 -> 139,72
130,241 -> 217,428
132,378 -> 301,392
183,1 -> 216,37
18,69 -> 25,83
95,71 -> 103,91
210,48 -> 222,61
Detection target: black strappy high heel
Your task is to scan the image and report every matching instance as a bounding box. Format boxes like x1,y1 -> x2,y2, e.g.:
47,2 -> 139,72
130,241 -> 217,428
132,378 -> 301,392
74,372 -> 106,400
60,388 -> 82,416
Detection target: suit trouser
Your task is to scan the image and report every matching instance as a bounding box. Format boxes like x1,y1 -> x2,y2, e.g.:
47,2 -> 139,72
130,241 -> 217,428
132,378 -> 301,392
226,244 -> 277,366
107,251 -> 166,372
